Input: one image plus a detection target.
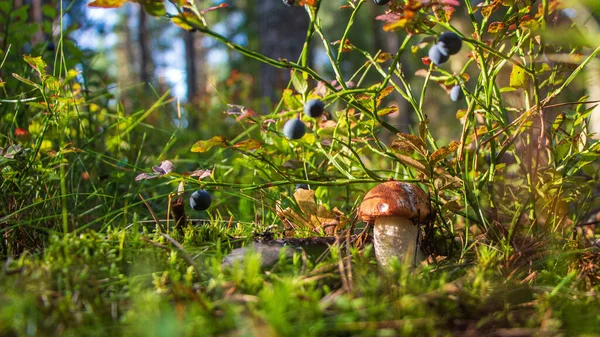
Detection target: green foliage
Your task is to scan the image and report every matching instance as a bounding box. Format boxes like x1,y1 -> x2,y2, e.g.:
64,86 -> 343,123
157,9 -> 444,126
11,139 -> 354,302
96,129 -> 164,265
1,0 -> 600,336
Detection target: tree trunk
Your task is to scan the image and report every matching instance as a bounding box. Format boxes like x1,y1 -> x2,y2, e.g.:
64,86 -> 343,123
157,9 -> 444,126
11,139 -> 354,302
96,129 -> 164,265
31,0 -> 44,45
116,7 -> 135,112
138,9 -> 154,84
184,32 -> 197,103
255,2 -> 309,104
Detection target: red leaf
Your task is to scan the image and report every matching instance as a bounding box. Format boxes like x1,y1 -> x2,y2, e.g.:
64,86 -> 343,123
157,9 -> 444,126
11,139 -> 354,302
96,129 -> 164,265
375,13 -> 402,23
200,3 -> 228,15
235,108 -> 256,122
14,128 -> 29,138
185,169 -> 213,180
440,0 -> 460,6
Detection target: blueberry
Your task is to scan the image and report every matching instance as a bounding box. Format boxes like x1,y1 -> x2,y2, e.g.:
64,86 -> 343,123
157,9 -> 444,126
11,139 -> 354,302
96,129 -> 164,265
428,44 -> 449,66
296,184 -> 309,190
282,0 -> 294,5
373,0 -> 390,4
190,189 -> 212,211
450,85 -> 463,102
283,118 -> 306,139
437,32 -> 462,56
303,99 -> 325,118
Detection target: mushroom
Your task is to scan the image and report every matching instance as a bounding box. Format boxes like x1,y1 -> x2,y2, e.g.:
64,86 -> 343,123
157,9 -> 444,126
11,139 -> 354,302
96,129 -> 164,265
358,181 -> 431,267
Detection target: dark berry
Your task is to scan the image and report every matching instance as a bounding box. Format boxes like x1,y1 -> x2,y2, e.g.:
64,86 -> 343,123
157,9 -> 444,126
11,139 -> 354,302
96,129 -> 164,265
373,0 -> 390,4
428,44 -> 449,66
283,118 -> 306,139
303,99 -> 325,118
437,32 -> 462,56
450,85 -> 463,102
296,184 -> 309,190
282,0 -> 294,5
190,189 -> 212,211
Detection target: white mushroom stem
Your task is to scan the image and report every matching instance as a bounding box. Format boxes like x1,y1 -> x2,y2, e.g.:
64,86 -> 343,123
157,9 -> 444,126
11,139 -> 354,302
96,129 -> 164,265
373,216 -> 422,267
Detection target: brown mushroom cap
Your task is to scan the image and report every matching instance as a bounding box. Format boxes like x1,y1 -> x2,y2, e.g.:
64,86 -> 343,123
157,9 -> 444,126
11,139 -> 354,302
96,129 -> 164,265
358,181 -> 430,223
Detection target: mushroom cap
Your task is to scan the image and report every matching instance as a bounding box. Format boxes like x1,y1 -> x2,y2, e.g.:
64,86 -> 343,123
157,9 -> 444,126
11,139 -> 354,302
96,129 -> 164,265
358,181 -> 430,223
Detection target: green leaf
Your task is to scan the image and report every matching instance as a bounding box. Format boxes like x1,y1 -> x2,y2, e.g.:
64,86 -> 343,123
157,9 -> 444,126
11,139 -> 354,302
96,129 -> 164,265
291,71 -> 307,95
500,87 -> 517,93
143,2 -> 166,16
10,5 -> 29,20
0,2 -> 11,14
12,73 -> 38,88
27,102 -> 48,109
172,12 -> 204,31
191,136 -> 228,153
552,113 -> 564,131
282,89 -> 302,110
42,4 -> 57,18
23,55 -> 46,77
45,76 -> 61,93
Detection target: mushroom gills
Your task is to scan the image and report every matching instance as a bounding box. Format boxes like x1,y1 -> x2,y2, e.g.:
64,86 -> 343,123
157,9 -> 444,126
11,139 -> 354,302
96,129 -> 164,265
373,216 -> 422,267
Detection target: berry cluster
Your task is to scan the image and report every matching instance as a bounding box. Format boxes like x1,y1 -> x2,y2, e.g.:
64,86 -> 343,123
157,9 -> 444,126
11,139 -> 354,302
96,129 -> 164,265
282,99 -> 325,140
428,32 -> 462,66
427,32 -> 465,101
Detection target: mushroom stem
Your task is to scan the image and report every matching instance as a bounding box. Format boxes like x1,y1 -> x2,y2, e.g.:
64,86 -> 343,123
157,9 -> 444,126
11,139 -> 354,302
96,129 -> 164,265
373,216 -> 421,267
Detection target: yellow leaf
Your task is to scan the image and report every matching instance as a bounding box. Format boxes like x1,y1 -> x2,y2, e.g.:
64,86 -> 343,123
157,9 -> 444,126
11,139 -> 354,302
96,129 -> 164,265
394,153 -> 429,175
294,189 -> 318,216
190,136 -> 227,153
375,52 -> 393,63
88,0 -> 126,8
233,139 -> 262,151
429,141 -> 460,164
377,106 -> 398,116
509,64 -> 530,89
487,22 -> 505,34
393,132 -> 427,155
383,18 -> 408,32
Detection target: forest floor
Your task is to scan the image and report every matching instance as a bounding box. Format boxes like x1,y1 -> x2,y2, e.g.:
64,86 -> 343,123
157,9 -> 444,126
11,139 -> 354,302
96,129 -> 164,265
1,221 -> 599,337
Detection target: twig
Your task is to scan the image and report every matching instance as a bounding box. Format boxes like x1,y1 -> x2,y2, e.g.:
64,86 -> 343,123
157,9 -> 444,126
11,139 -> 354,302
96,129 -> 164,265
138,194 -> 166,233
140,237 -> 170,251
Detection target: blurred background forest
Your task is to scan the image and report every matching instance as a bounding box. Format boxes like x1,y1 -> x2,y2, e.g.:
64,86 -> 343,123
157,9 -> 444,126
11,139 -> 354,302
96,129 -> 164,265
6,0 -> 600,141
4,0 -> 478,141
